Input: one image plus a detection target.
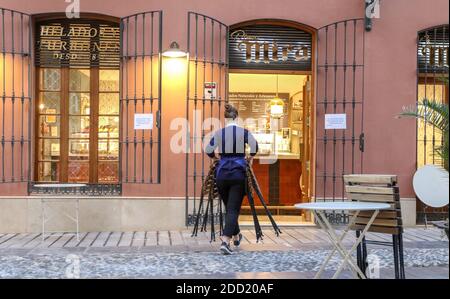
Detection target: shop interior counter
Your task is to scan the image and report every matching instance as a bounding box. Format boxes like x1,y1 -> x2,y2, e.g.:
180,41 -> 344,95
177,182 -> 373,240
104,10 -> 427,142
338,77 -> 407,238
254,152 -> 300,160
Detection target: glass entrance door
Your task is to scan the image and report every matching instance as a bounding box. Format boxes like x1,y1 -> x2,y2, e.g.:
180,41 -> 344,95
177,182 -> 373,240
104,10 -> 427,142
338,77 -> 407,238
36,67 -> 119,183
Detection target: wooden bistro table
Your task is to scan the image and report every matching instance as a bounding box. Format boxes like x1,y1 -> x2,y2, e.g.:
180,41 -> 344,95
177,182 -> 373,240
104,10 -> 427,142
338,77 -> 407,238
295,202 -> 390,279
33,183 -> 87,241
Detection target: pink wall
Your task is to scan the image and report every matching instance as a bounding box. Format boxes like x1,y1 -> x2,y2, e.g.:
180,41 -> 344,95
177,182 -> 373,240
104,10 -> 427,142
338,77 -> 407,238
0,0 -> 448,197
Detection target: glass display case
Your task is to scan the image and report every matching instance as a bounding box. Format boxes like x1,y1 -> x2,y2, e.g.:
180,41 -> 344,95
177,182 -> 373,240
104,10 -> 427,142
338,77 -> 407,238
253,133 -> 276,155
276,128 -> 291,152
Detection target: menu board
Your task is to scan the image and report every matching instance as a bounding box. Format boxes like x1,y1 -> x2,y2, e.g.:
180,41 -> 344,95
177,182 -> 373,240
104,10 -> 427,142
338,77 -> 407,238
228,92 -> 290,129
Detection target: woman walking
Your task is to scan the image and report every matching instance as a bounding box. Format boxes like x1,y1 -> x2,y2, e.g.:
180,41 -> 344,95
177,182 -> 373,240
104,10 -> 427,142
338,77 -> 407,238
205,104 -> 259,255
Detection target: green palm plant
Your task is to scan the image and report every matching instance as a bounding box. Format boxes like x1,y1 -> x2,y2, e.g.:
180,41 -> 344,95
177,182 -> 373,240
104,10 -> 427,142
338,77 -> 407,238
399,95 -> 449,171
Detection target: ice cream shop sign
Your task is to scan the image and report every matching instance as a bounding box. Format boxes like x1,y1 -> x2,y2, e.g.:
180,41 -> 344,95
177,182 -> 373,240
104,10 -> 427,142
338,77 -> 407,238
35,20 -> 120,68
229,23 -> 313,71
231,30 -> 309,62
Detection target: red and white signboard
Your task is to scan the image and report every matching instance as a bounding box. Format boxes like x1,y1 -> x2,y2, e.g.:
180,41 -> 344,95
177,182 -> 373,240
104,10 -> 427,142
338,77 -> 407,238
204,82 -> 217,100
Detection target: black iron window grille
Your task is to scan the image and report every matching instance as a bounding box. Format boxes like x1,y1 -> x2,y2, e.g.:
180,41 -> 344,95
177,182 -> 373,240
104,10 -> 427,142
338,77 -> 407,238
315,19 -> 366,224
120,11 -> 163,184
0,8 -> 164,192
185,12 -> 229,225
0,8 -> 32,184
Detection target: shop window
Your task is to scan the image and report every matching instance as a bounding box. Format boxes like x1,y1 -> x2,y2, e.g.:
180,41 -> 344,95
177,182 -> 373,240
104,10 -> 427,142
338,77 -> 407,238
35,18 -> 120,184
416,25 -> 449,222
416,25 -> 449,168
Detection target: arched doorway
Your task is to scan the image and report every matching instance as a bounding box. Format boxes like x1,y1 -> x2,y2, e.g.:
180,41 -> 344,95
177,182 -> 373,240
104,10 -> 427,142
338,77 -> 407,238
184,13 -> 366,227
228,19 -> 316,224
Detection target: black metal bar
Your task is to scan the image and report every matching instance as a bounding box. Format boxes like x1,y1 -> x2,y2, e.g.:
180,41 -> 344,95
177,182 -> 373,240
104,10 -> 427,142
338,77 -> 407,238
1,8 -> 5,182
27,13 -> 32,183
218,24 -> 223,176
360,19 -> 366,173
194,13 -> 199,214
133,15 -> 138,183
149,12 -> 155,184
322,25 -> 328,202
20,13 -> 24,181
332,23 -> 337,202
209,184 -> 215,241
355,231 -> 364,277
185,12 -> 191,226
210,20 -> 214,171
432,27 -> 437,165
157,11 -> 163,184
141,13 -> 146,183
398,233 -> 406,279
423,29 -> 429,167
201,16 -> 206,189
11,9 -> 15,180
125,17 -> 129,182
341,21 -> 348,201
351,19 -> 357,174
225,24 -> 230,99
119,18 -> 124,184
393,234 -> 400,279
361,236 -> 368,274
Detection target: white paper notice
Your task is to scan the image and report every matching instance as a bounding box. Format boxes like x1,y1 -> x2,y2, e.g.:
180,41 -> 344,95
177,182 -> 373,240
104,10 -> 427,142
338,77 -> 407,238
134,113 -> 153,130
325,114 -> 347,129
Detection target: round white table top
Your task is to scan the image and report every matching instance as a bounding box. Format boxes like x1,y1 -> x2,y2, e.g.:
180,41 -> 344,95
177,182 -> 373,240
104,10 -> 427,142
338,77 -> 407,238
294,202 -> 390,211
33,183 -> 87,188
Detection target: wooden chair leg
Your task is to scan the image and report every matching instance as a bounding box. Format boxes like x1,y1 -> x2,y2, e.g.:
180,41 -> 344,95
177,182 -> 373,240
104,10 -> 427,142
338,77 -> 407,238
398,233 -> 406,279
392,234 -> 400,279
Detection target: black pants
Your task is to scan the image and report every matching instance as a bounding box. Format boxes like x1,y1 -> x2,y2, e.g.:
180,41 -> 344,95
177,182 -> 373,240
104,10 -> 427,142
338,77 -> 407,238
216,179 -> 246,238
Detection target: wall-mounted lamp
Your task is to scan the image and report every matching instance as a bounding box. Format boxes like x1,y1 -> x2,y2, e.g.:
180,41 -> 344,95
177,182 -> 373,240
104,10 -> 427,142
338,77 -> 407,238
365,0 -> 380,31
162,41 -> 187,58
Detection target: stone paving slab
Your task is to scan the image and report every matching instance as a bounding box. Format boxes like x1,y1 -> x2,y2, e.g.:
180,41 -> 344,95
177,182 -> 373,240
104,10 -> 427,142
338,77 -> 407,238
0,228 -> 448,255
1,227 -> 448,249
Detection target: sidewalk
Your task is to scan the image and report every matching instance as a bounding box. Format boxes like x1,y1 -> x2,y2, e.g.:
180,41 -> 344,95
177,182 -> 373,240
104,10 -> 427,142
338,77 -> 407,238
0,227 -> 448,279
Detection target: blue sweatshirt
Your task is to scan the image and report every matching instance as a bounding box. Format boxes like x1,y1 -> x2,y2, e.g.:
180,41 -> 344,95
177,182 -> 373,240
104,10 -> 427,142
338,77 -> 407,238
205,124 -> 259,158
205,124 -> 259,180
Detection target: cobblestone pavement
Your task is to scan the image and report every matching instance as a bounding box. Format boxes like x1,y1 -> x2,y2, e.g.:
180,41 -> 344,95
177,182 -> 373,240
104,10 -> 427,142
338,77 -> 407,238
0,227 -> 448,279
0,246 -> 448,279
